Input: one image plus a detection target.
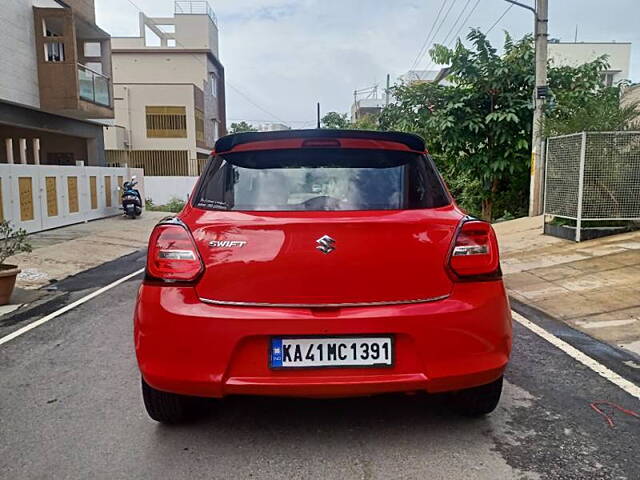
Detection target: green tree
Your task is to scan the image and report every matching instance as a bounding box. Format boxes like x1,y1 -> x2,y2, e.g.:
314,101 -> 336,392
229,121 -> 257,134
0,221 -> 32,265
544,59 -> 639,136
352,113 -> 380,130
380,30 -> 636,221
382,30 -> 534,220
321,112 -> 350,129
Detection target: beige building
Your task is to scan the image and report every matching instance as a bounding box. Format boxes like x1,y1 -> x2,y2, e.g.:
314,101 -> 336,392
548,41 -> 632,86
0,0 -> 114,166
104,1 -> 226,175
621,83 -> 640,125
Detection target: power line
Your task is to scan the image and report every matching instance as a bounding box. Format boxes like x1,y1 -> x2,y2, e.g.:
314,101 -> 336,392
408,0 -> 449,73
486,4 -> 514,34
415,0 -> 460,71
441,0 -> 474,47
447,0 -> 481,47
225,84 -> 289,124
424,0 -> 476,73
121,0 -> 287,124
425,0 -> 510,72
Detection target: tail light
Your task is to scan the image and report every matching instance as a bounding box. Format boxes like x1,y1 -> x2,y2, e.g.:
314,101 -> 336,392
448,220 -> 501,280
146,222 -> 203,283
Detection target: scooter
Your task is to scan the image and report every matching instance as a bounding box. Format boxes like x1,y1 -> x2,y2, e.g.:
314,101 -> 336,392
120,176 -> 142,219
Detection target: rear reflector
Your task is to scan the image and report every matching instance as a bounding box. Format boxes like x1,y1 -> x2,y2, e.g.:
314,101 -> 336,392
146,223 -> 203,282
449,220 -> 500,279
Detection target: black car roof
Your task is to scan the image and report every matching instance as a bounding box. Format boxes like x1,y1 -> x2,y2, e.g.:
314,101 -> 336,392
214,129 -> 426,153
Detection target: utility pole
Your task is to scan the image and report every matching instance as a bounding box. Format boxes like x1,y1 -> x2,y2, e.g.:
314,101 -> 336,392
385,73 -> 390,106
507,0 -> 548,216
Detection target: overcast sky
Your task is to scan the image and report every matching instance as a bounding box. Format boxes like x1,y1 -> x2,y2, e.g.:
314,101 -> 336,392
96,0 -> 639,127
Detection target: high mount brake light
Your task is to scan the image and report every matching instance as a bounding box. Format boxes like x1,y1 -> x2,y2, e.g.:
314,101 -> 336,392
146,223 -> 203,282
301,139 -> 341,148
449,220 -> 500,280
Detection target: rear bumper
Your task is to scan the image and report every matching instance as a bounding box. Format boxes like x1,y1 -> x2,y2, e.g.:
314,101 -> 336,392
134,282 -> 512,398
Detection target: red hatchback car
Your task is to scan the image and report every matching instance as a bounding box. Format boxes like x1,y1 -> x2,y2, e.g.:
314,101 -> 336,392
134,129 -> 512,423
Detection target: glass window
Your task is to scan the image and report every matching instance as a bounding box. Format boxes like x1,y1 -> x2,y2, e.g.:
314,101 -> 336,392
84,42 -> 101,57
194,149 -> 450,211
210,74 -> 217,97
44,42 -> 65,62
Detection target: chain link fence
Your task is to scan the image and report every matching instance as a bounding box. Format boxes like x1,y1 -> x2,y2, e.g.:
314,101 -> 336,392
544,131 -> 640,241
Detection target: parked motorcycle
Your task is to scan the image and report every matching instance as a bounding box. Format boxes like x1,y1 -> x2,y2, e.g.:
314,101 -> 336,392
120,176 -> 142,219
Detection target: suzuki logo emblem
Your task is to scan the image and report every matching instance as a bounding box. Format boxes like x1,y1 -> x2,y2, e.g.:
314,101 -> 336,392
316,235 -> 336,254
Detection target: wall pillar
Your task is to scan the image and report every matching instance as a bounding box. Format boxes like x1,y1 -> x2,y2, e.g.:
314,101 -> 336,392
86,138 -> 97,166
5,138 -> 13,164
32,138 -> 40,165
188,157 -> 198,176
19,138 -> 27,164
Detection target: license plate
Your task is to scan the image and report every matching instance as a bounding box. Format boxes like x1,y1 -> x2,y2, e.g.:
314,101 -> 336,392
270,336 -> 393,368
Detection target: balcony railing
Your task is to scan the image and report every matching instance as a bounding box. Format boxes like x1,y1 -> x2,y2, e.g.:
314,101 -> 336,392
174,1 -> 217,26
78,64 -> 110,107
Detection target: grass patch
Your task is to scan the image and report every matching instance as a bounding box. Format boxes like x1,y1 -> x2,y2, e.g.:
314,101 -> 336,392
145,197 -> 186,213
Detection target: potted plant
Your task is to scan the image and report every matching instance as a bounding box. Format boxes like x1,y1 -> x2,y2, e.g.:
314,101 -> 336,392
0,221 -> 32,305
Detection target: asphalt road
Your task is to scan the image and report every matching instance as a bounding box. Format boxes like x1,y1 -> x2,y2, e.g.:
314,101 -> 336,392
1,252 -> 639,480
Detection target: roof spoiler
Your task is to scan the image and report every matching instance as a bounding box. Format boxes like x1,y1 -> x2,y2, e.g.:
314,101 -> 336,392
214,129 -> 426,154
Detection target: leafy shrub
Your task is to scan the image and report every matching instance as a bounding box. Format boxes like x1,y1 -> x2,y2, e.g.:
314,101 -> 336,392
0,221 -> 32,265
146,197 -> 186,213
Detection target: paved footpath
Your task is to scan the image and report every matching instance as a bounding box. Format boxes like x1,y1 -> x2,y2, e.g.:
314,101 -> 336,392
495,216 -> 640,355
0,252 -> 639,480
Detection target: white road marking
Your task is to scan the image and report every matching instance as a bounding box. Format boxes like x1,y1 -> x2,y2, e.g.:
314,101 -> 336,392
512,311 -> 640,400
0,268 -> 145,347
1,274 -> 638,402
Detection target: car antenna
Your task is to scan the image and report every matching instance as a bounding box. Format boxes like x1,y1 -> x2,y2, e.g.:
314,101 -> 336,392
316,102 -> 321,129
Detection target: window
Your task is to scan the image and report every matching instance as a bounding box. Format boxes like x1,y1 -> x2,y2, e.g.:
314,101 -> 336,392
84,42 -> 101,57
600,72 -> 615,87
44,42 -> 65,62
194,149 -> 450,211
210,74 -> 217,97
146,106 -> 187,138
167,39 -> 176,47
42,17 -> 64,37
195,109 -> 205,143
212,119 -> 220,141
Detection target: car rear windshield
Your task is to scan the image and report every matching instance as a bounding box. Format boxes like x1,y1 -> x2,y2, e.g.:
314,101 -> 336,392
193,148 -> 450,211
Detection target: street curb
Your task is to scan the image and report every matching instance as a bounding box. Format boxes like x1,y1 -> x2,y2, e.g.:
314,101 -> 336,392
510,296 -> 640,385
0,290 -> 69,329
0,250 -> 147,331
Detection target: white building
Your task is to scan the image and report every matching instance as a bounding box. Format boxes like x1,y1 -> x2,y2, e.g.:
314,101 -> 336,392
104,1 -> 226,176
399,69 -> 451,86
548,41 -> 632,86
257,123 -> 291,132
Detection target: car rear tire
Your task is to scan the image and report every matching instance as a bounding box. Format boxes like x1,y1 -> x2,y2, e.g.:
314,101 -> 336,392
141,378 -> 201,424
451,376 -> 503,417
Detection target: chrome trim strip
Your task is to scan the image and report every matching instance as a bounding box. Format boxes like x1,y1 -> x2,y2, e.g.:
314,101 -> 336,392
198,295 -> 450,308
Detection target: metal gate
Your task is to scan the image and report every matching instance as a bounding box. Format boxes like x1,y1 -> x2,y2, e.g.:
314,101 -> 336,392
0,164 -> 144,234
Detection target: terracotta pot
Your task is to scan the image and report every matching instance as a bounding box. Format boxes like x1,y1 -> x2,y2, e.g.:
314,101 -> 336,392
0,264 -> 20,306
